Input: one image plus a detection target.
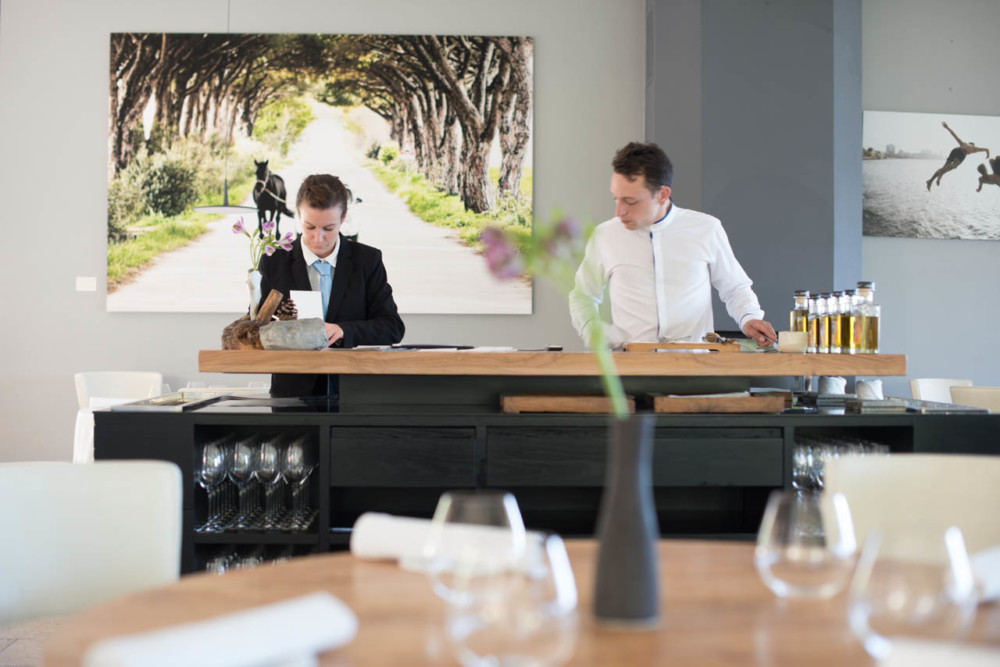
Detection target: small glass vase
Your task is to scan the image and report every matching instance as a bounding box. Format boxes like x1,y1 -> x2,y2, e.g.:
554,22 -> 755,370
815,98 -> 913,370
247,269 -> 262,319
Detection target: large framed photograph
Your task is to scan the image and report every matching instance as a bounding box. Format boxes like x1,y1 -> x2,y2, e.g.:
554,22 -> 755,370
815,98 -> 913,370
863,110 -> 1000,240
106,33 -> 533,314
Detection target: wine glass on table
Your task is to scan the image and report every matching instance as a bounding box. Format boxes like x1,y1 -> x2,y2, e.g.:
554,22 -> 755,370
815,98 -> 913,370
755,489 -> 858,599
848,526 -> 978,660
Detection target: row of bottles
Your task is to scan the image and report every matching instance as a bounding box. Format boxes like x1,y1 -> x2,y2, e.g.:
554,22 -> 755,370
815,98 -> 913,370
790,282 -> 880,354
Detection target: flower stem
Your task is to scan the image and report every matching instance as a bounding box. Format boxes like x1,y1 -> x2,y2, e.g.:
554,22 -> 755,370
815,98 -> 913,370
586,322 -> 629,419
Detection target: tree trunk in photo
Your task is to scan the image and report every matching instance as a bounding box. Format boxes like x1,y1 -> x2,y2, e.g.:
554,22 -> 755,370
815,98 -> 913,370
442,119 -> 462,196
496,38 -> 533,200
461,140 -> 494,213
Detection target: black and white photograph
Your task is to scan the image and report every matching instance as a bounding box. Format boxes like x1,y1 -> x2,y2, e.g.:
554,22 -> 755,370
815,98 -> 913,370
863,110 -> 1000,240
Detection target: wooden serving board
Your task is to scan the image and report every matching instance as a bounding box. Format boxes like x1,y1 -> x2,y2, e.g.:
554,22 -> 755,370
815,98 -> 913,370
623,342 -> 741,353
650,393 -> 786,414
501,394 -> 636,414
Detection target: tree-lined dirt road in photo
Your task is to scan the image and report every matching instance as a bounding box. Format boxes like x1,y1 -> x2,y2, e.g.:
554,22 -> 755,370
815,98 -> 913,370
107,104 -> 531,315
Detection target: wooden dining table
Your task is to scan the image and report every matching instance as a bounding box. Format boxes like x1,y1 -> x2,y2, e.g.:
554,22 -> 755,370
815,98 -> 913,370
44,539 -> 1000,666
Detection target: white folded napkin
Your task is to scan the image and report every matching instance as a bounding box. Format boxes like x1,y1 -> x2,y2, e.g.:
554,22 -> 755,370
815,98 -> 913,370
82,592 -> 357,667
972,545 -> 1000,603
857,379 -> 884,400
350,513 -> 542,571
880,638 -> 1000,666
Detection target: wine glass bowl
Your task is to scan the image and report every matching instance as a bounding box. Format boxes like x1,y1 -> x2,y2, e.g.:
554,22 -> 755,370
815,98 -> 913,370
755,490 -> 858,599
848,526 -> 978,660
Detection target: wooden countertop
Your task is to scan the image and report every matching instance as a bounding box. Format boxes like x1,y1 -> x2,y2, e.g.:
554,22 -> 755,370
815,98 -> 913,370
199,349 -> 906,377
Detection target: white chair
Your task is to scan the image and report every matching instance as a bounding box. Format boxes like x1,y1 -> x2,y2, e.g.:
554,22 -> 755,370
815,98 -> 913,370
824,454 -> 1000,556
950,386 -> 1000,413
73,372 -> 163,463
0,461 -> 182,625
909,377 -> 972,403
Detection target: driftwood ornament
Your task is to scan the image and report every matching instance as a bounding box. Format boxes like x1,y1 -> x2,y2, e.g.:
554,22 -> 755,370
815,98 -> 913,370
221,289 -> 284,350
259,318 -> 328,350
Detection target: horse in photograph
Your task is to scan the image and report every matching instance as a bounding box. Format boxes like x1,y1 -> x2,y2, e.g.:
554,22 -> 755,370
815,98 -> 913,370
977,156 -> 1000,192
253,160 -> 294,237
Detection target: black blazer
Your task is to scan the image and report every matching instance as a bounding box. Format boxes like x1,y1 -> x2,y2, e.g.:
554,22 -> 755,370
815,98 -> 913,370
257,235 -> 405,397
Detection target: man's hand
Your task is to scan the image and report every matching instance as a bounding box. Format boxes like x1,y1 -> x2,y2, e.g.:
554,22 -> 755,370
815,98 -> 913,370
325,322 -> 345,347
742,319 -> 777,347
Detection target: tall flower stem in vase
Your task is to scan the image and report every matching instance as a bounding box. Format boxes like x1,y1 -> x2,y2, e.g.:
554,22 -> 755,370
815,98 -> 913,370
232,216 -> 293,318
480,215 -> 659,627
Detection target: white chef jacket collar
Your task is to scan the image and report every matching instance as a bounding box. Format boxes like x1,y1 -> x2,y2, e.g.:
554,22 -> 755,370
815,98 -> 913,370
648,200 -> 676,232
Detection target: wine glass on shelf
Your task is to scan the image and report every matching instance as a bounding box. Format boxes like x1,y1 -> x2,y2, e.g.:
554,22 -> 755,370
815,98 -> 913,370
848,526 -> 978,660
195,438 -> 227,533
281,437 -> 315,531
256,436 -> 283,530
228,438 -> 257,531
755,489 -> 858,599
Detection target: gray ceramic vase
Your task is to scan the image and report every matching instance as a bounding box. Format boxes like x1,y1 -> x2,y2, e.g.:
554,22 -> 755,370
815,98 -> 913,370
594,411 -> 660,625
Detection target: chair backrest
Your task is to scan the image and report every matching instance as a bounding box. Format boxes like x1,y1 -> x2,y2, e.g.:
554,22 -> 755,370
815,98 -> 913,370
824,454 -> 1000,557
909,377 -> 972,403
0,461 -> 182,625
74,372 -> 163,409
950,386 -> 1000,413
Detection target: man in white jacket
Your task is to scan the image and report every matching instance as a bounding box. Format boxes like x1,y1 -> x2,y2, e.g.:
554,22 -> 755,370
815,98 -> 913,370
569,142 -> 776,350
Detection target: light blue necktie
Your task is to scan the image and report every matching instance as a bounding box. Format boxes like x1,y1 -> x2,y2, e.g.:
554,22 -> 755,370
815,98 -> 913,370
314,260 -> 332,317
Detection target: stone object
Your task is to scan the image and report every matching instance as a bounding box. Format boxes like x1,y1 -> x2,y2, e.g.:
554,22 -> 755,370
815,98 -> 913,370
260,318 -> 328,350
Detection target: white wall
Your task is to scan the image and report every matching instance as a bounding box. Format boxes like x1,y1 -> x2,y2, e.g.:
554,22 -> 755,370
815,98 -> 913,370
862,0 -> 1000,396
0,0 -> 646,461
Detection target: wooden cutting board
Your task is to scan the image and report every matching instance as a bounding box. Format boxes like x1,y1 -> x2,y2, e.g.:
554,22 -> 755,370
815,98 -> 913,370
649,393 -> 786,414
500,394 -> 636,414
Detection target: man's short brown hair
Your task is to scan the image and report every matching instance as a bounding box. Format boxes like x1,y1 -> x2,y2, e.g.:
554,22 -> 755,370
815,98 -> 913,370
296,174 -> 349,217
612,142 -> 673,193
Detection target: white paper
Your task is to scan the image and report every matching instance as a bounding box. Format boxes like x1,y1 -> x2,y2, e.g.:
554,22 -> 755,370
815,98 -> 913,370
290,290 -> 323,320
82,592 -> 356,667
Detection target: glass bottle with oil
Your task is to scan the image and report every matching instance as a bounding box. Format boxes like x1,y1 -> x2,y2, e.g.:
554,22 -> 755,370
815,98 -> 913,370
817,292 -> 831,353
858,281 -> 879,353
839,290 -> 855,354
789,290 -> 810,333
807,295 -> 819,354
851,282 -> 875,353
829,291 -> 843,354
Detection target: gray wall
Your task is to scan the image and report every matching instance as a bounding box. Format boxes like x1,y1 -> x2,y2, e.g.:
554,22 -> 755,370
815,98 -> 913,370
862,0 -> 1000,396
648,0 -> 863,334
0,0 -> 646,461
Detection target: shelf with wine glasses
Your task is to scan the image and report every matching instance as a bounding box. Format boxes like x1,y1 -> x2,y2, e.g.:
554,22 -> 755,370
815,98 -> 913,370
93,405 -> 1000,574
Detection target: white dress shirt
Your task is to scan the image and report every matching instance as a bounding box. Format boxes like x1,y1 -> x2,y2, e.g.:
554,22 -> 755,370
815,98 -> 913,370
568,203 -> 764,349
301,237 -> 340,292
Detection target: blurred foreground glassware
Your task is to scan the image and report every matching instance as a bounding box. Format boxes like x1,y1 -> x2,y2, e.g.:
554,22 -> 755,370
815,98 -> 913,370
755,490 -> 857,599
848,526 -> 978,660
422,490 -> 527,605
446,533 -> 579,667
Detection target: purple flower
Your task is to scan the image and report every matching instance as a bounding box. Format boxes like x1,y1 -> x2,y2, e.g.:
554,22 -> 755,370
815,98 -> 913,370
264,244 -> 275,256
480,227 -> 524,280
232,217 -> 246,234
262,220 -> 276,235
543,217 -> 584,260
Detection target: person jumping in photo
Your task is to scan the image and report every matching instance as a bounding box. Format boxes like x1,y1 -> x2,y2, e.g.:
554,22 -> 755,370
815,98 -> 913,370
977,156 -> 1000,192
926,121 -> 990,190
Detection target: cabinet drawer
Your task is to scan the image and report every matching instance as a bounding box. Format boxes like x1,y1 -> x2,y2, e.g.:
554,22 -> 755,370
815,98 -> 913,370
487,427 -> 782,487
330,427 -> 476,487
